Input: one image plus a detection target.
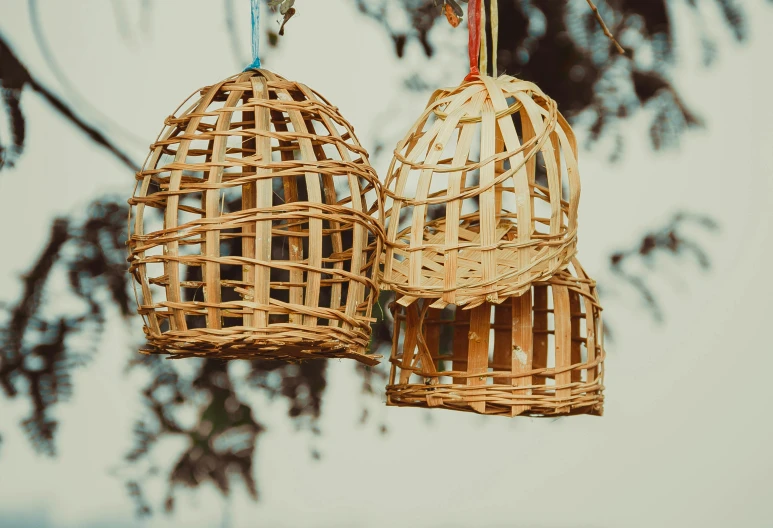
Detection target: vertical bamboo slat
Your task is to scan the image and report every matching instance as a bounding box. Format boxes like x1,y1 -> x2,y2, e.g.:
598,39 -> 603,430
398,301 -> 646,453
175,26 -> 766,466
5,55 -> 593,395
253,77 -> 273,330
452,307 -> 471,384
511,290 -> 533,416
424,307 -> 442,369
492,302 -> 512,385
241,93 -> 257,330
467,304 -> 492,413
532,285 -> 549,387
552,285 -> 572,413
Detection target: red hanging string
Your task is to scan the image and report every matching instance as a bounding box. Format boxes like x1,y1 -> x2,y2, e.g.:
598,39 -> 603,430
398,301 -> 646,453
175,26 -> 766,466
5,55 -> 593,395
464,0 -> 481,82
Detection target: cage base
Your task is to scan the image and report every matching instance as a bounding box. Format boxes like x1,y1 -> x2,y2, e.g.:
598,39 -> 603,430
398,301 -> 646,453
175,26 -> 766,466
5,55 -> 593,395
386,383 -> 604,417
141,326 -> 380,365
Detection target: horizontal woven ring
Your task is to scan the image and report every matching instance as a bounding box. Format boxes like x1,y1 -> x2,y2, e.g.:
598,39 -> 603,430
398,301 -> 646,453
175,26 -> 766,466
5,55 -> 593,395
128,69 -> 384,364
382,74 -> 581,308
386,382 -> 604,416
386,258 -> 604,416
142,322 -> 378,365
382,223 -> 577,308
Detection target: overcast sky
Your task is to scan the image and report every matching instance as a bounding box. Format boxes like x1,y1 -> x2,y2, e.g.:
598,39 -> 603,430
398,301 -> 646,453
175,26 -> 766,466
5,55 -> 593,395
1,1 -> 772,527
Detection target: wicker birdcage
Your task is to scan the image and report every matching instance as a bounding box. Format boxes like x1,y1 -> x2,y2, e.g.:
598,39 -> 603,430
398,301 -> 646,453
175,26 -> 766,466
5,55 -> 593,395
382,74 -> 580,309
386,258 -> 604,416
127,69 -> 384,365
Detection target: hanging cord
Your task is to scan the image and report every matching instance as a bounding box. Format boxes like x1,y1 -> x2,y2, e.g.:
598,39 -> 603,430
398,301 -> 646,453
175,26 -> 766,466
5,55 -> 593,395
467,0 -> 620,81
585,0 -> 625,55
464,0 -> 482,81
479,0 -> 499,77
466,0 -> 498,79
490,0 -> 498,76
246,0 -> 262,70
479,1 -> 487,77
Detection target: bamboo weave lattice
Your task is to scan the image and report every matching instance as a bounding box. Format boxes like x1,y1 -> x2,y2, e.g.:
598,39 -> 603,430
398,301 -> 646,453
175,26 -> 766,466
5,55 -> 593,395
128,69 -> 384,365
382,75 -> 580,309
387,259 -> 604,416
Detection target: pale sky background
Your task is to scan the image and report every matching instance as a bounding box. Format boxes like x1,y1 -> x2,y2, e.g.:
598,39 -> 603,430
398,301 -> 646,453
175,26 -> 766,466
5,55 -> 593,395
1,1 -> 772,527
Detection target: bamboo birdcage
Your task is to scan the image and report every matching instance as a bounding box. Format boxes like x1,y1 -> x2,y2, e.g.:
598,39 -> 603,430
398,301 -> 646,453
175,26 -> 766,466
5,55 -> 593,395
386,258 -> 604,416
382,75 -> 580,309
127,69 -> 384,365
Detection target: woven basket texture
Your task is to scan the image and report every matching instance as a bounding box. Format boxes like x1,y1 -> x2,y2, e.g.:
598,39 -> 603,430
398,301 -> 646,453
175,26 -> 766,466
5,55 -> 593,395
128,69 -> 384,365
382,74 -> 580,309
386,258 -> 604,416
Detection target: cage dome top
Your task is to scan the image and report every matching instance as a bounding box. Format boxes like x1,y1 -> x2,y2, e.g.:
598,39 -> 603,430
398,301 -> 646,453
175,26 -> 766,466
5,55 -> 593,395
382,74 -> 581,309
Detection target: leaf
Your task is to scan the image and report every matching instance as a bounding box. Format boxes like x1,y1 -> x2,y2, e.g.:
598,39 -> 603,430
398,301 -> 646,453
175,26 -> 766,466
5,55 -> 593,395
443,3 -> 462,27
0,87 -> 25,169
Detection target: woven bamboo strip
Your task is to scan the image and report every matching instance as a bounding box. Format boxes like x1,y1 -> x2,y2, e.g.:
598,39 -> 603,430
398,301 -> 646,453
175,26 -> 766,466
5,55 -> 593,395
532,284 -> 549,386
467,304 -> 491,413
253,76 -> 273,330
240,87 -> 257,330
511,290 -> 533,416
553,284 -> 572,413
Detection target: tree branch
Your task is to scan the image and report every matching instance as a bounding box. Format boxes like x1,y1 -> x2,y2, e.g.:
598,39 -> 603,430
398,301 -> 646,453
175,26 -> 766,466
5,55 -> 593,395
0,33 -> 138,172
585,0 -> 625,54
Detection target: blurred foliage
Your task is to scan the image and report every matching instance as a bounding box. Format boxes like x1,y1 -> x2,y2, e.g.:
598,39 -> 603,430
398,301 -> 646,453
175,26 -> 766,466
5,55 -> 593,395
608,212 -> 719,321
124,358 -> 263,515
0,200 -> 129,455
0,35 -> 136,172
120,340 -> 339,515
355,0 -> 745,155
0,0 -> 757,516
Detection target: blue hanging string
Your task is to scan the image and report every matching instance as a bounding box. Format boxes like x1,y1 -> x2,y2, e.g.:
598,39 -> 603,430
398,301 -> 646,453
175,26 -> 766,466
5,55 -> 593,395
245,0 -> 262,70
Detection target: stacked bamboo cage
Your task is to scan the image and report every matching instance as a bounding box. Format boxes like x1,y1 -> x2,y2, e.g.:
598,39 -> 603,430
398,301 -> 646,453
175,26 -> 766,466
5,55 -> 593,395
123,0 -> 607,422
382,74 -> 605,416
128,69 -> 384,365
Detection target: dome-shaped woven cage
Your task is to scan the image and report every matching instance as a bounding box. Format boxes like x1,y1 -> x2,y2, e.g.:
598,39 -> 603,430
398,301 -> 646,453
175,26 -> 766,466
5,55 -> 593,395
128,69 -> 384,365
382,75 -> 580,309
386,258 -> 603,416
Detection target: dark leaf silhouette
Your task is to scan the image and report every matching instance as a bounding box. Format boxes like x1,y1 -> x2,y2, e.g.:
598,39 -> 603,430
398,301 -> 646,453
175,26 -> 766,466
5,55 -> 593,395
0,200 -> 132,454
609,212 -> 719,321
121,352 -> 338,515
123,358 -> 263,515
355,0 -> 748,152
1,220 -> 71,455
0,33 -> 137,173
0,86 -> 24,169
